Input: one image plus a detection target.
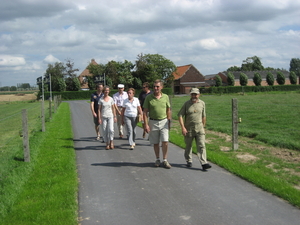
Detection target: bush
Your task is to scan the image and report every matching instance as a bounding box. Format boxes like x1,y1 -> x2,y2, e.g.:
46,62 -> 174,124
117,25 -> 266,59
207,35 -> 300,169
253,72 -> 262,86
227,72 -> 235,86
289,71 -> 297,85
276,71 -> 285,85
239,73 -> 248,86
266,72 -> 274,86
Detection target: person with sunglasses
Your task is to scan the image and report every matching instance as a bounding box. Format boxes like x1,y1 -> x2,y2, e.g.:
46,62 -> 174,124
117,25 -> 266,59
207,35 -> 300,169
143,79 -> 172,169
138,82 -> 153,138
113,84 -> 128,139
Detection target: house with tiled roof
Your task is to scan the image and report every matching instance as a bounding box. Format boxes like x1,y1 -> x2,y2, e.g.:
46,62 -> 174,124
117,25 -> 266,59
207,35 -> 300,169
78,59 -> 98,90
172,64 -> 205,94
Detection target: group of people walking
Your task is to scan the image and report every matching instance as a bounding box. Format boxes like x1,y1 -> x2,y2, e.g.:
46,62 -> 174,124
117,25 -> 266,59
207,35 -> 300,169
90,80 -> 211,171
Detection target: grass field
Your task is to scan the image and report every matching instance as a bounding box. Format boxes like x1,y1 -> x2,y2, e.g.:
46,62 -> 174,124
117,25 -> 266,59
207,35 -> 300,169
1,92 -> 300,223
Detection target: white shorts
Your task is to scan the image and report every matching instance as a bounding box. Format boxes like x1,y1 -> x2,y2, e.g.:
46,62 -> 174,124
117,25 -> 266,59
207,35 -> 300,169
148,118 -> 169,144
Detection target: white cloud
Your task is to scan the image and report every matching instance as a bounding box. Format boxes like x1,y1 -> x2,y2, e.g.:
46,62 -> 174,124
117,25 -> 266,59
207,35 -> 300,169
43,55 -> 60,64
0,55 -> 26,67
0,0 -> 299,86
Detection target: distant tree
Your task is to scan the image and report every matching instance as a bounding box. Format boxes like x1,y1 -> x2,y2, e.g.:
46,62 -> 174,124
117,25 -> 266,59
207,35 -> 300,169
117,60 -> 135,88
266,72 -> 274,86
44,62 -> 66,92
134,53 -> 176,88
276,71 -> 285,85
227,72 -> 235,86
241,56 -> 264,71
19,83 -> 31,89
227,66 -> 241,72
289,58 -> 300,84
253,72 -> 262,86
65,59 -> 80,91
239,73 -> 248,86
215,75 -> 222,87
289,71 -> 297,85
10,86 -> 17,91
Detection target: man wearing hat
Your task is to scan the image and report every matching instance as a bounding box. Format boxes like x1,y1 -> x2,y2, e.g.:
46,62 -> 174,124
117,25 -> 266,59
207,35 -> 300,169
177,88 -> 212,170
113,84 -> 128,139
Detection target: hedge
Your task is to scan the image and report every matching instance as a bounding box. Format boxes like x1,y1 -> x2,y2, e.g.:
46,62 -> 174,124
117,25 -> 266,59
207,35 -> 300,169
199,85 -> 300,94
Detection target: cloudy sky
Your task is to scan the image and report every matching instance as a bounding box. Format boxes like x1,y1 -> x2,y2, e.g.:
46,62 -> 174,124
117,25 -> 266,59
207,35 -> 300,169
0,0 -> 299,87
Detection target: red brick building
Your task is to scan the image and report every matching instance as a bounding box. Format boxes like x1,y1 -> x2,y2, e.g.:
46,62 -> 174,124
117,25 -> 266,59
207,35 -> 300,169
78,59 -> 98,90
173,64 -> 205,94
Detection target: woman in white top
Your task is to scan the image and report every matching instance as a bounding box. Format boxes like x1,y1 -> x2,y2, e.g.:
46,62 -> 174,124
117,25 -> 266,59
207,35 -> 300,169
121,88 -> 143,150
98,86 -> 117,150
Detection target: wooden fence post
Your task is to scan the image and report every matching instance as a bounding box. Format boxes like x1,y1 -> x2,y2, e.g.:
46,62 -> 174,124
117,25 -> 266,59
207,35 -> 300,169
49,99 -> 52,120
41,98 -> 45,132
22,109 -> 30,162
232,98 -> 238,150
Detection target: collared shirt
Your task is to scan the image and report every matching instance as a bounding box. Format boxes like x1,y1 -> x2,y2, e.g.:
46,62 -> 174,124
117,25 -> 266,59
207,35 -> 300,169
91,92 -> 104,112
113,91 -> 128,107
177,99 -> 206,133
143,93 -> 170,120
122,97 -> 140,117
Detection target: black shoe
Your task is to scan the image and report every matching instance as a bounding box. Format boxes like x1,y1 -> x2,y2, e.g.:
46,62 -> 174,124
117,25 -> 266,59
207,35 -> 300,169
202,163 -> 212,170
186,162 -> 192,167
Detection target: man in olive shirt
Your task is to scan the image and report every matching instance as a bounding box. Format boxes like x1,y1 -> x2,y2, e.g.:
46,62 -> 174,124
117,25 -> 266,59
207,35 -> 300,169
143,80 -> 172,169
177,88 -> 211,170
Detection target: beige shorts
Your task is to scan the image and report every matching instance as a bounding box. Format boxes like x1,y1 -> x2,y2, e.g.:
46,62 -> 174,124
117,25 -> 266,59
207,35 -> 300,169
148,118 -> 169,144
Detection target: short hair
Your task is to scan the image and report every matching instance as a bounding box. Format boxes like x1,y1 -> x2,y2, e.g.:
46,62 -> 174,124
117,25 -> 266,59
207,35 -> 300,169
103,85 -> 110,91
127,88 -> 135,95
154,79 -> 163,87
142,82 -> 149,87
96,83 -> 103,89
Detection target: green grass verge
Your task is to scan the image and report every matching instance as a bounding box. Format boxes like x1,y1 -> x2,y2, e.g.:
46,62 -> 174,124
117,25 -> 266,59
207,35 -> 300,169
0,103 -> 78,224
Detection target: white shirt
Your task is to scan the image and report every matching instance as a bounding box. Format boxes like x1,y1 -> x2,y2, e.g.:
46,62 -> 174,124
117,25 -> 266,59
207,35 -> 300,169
122,97 -> 140,117
113,91 -> 128,107
98,96 -> 115,118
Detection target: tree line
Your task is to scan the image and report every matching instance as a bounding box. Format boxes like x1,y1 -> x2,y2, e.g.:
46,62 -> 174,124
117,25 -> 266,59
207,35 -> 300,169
214,56 -> 300,87
38,53 -> 176,92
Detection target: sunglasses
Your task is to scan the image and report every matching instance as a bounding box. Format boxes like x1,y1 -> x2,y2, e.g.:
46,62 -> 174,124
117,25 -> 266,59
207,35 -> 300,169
142,86 -> 148,88
153,86 -> 160,88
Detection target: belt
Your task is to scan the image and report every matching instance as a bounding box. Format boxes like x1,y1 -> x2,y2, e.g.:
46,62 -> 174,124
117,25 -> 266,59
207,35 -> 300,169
149,118 -> 167,121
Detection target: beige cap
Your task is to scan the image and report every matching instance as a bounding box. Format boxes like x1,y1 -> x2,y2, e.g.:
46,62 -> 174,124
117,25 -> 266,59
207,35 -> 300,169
190,88 -> 200,94
118,84 -> 124,88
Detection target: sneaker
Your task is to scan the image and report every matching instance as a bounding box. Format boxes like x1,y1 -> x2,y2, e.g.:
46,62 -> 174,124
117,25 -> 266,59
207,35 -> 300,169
96,136 -> 100,141
186,162 -> 192,167
154,159 -> 161,167
162,160 -> 171,169
129,145 -> 134,150
202,163 -> 212,170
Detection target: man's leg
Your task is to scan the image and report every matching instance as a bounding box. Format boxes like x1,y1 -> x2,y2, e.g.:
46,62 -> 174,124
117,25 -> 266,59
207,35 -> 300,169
195,134 -> 208,165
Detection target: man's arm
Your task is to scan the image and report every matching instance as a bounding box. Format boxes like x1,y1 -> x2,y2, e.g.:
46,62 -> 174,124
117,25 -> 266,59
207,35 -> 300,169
91,102 -> 96,117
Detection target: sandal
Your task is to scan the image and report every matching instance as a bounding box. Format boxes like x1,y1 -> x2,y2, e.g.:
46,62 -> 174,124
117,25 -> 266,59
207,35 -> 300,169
106,145 -> 110,150
110,144 -> 114,149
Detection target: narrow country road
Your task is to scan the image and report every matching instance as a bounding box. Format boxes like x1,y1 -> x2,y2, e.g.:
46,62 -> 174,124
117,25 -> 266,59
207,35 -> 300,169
69,100 -> 300,225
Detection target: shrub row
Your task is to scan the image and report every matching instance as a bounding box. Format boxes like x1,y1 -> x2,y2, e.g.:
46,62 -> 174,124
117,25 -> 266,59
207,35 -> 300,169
200,85 -> 300,94
38,88 -> 173,100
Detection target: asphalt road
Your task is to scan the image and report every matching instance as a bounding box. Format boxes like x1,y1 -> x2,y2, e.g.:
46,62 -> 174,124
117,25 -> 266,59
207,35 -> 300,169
69,100 -> 300,225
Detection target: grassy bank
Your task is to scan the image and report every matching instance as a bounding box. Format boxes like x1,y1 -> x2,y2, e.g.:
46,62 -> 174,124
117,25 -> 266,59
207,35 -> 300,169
169,92 -> 300,207
0,103 -> 78,224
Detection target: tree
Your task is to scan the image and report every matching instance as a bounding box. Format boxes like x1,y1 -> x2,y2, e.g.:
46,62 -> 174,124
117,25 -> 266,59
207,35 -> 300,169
276,71 -> 285,85
65,59 -> 80,91
215,75 -> 222,87
134,53 -> 176,87
239,73 -> 248,86
227,72 -> 235,86
266,72 -> 274,86
10,86 -> 17,91
227,66 -> 240,72
44,62 -> 66,92
289,58 -> 300,84
117,60 -> 135,88
241,56 -> 264,71
253,72 -> 262,86
289,71 -> 297,85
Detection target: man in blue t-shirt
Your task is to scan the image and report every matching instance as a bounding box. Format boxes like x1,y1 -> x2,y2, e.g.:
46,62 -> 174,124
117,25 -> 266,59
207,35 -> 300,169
90,83 -> 104,141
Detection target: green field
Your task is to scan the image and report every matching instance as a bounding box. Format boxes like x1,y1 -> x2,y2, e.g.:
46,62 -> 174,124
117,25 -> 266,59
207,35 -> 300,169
171,92 -> 300,150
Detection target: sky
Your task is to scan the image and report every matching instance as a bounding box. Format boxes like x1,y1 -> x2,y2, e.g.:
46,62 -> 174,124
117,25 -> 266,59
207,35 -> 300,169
0,0 -> 299,87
